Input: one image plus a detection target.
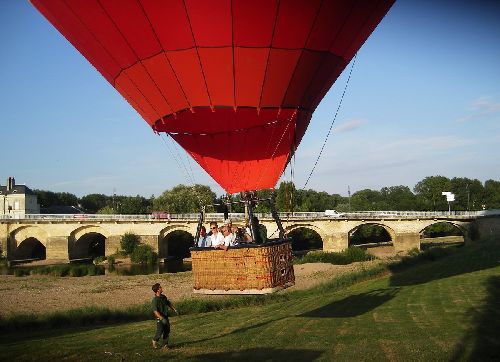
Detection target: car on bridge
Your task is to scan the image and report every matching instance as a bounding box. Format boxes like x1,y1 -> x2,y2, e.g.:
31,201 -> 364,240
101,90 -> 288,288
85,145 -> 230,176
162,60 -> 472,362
324,210 -> 345,217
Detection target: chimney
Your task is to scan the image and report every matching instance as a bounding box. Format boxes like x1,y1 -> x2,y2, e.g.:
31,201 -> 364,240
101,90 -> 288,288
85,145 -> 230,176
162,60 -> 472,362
6,177 -> 15,191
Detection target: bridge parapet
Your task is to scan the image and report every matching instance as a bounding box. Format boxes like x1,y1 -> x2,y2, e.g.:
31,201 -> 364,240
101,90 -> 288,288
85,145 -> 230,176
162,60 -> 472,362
1,210 -> 498,222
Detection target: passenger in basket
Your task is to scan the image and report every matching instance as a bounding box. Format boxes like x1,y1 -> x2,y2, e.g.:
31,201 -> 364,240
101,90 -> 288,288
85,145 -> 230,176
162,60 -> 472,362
197,226 -> 211,247
208,221 -> 224,248
222,225 -> 235,247
223,219 -> 236,245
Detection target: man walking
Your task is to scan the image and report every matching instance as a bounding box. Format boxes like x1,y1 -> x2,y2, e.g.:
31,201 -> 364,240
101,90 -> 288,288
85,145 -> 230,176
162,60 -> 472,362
151,283 -> 177,350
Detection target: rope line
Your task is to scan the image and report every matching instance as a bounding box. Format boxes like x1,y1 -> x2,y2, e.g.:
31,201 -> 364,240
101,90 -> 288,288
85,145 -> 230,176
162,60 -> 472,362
302,53 -> 357,191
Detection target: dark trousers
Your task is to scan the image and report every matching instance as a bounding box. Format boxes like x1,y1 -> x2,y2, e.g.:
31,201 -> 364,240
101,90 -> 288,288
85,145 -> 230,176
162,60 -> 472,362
153,318 -> 170,342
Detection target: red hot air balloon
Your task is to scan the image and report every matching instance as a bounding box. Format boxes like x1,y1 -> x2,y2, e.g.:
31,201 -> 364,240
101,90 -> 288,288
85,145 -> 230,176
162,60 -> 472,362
32,0 -> 394,194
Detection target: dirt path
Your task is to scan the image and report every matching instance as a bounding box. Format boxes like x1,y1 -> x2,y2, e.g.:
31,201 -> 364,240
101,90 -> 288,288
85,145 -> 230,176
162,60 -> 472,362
0,260 -> 382,316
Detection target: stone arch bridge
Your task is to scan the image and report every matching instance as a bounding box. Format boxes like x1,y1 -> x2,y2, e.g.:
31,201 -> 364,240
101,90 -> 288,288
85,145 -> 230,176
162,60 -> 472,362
1,211 -> 499,262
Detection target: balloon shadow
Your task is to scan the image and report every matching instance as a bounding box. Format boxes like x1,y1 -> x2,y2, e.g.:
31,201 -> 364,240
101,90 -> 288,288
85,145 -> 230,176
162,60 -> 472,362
389,242 -> 500,287
450,275 -> 500,361
299,288 -> 398,318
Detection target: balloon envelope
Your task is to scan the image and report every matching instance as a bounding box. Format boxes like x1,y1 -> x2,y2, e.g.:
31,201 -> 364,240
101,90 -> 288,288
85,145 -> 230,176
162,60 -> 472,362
32,0 -> 394,193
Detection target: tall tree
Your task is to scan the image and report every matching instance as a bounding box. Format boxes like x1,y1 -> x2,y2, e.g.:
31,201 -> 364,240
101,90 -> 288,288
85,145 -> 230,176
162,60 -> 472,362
450,177 -> 484,211
413,176 -> 451,211
80,194 -> 110,213
153,184 -> 216,213
350,189 -> 383,211
380,186 -> 417,210
484,179 -> 500,209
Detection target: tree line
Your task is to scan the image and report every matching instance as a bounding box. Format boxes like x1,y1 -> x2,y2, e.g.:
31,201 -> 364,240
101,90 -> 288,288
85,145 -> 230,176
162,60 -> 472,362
34,175 -> 500,215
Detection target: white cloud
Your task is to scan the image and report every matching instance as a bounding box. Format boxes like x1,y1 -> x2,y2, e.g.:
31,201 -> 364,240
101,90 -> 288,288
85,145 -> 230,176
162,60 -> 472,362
332,119 -> 367,133
457,96 -> 500,123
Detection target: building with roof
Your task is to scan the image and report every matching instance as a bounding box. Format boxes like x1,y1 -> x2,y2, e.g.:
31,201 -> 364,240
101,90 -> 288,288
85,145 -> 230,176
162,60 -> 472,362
0,177 -> 40,215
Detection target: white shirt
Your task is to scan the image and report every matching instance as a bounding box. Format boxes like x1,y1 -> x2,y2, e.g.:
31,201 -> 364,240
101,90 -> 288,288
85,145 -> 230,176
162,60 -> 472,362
223,233 -> 236,246
210,232 -> 224,247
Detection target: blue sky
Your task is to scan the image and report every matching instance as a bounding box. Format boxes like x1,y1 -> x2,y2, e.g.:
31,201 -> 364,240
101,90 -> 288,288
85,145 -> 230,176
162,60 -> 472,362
1,0 -> 499,198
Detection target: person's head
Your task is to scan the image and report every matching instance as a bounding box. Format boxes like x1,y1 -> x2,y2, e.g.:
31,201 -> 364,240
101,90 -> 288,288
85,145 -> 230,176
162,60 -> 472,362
200,225 -> 206,236
231,225 -> 238,234
152,283 -> 162,294
210,221 -> 218,234
224,218 -> 232,228
252,216 -> 259,224
222,225 -> 230,236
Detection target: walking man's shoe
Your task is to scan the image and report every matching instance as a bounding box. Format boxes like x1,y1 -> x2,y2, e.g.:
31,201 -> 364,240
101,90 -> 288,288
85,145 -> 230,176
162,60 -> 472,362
152,340 -> 158,349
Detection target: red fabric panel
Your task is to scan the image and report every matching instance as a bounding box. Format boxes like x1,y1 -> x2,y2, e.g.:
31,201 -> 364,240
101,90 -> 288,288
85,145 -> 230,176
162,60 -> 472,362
273,0 -> 321,49
115,74 -> 158,124
234,47 -> 269,107
171,110 -> 304,193
31,0 -> 119,83
283,50 -> 324,107
185,0 -> 231,47
142,54 -> 190,114
167,49 -> 210,108
140,0 -> 195,50
343,0 -> 395,60
65,0 -> 137,70
156,107 -> 300,135
232,0 -> 277,47
330,1 -> 379,57
198,48 -> 234,107
304,55 -> 346,110
306,0 -> 353,51
260,49 -> 301,107
99,0 -> 161,60
123,63 -> 173,118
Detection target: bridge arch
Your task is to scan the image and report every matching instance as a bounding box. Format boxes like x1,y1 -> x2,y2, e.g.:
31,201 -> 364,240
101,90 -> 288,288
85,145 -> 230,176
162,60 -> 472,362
159,225 -> 195,259
419,221 -> 466,248
9,226 -> 49,261
347,222 -> 396,256
284,223 -> 328,251
69,225 -> 109,261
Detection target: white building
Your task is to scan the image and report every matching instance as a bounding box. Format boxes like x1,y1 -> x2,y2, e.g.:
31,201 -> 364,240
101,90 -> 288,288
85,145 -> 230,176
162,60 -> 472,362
0,177 -> 40,215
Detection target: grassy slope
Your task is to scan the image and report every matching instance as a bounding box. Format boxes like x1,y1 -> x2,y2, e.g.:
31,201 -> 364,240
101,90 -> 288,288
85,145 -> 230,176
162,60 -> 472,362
1,240 -> 499,362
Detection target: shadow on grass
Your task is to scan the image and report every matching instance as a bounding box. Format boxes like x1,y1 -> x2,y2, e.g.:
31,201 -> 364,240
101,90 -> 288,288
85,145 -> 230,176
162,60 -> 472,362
451,275 -> 500,361
299,288 -> 398,318
389,240 -> 500,287
186,347 -> 323,361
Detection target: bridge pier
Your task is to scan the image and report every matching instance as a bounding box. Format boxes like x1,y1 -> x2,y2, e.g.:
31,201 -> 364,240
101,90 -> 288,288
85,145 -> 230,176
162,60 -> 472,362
393,232 -> 420,253
323,232 -> 348,252
105,235 -> 121,256
46,236 -> 70,262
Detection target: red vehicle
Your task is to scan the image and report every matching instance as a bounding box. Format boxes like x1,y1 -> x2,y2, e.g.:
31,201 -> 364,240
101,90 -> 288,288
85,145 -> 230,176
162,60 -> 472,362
151,211 -> 171,220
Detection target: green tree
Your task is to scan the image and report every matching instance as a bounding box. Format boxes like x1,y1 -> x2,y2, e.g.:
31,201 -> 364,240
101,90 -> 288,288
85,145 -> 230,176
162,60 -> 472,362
484,179 -> 500,209
450,177 -> 484,211
117,195 -> 152,214
80,194 -> 110,213
380,186 -> 416,210
121,233 -> 140,254
152,184 -> 216,213
414,176 -> 451,211
350,189 -> 383,211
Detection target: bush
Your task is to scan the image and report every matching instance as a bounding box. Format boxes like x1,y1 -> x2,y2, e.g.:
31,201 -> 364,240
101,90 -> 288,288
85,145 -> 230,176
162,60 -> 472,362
93,256 -> 106,265
294,246 -> 374,265
130,244 -> 158,264
107,255 -> 115,266
120,233 -> 140,255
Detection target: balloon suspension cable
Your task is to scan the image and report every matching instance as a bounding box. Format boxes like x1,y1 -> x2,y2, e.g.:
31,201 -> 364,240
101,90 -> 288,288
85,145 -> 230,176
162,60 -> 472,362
302,53 -> 357,191
159,133 -> 204,207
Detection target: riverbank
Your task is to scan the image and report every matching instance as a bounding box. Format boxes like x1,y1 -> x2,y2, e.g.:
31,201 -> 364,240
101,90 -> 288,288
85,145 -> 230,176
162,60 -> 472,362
0,260 -> 381,316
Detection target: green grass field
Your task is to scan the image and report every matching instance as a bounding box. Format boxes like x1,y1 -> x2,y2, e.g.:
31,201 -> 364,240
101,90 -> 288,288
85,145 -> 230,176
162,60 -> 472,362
1,239 -> 499,361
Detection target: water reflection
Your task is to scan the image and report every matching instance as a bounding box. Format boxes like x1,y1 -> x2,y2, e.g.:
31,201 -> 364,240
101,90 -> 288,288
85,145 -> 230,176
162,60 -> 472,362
0,258 -> 191,276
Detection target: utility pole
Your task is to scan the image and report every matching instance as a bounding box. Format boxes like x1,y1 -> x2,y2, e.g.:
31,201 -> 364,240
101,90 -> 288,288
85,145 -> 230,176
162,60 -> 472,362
348,185 -> 351,212
466,184 -> 470,211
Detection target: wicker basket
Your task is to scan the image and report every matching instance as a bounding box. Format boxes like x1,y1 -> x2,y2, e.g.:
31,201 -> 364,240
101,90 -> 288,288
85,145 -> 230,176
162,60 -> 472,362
190,240 -> 295,294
